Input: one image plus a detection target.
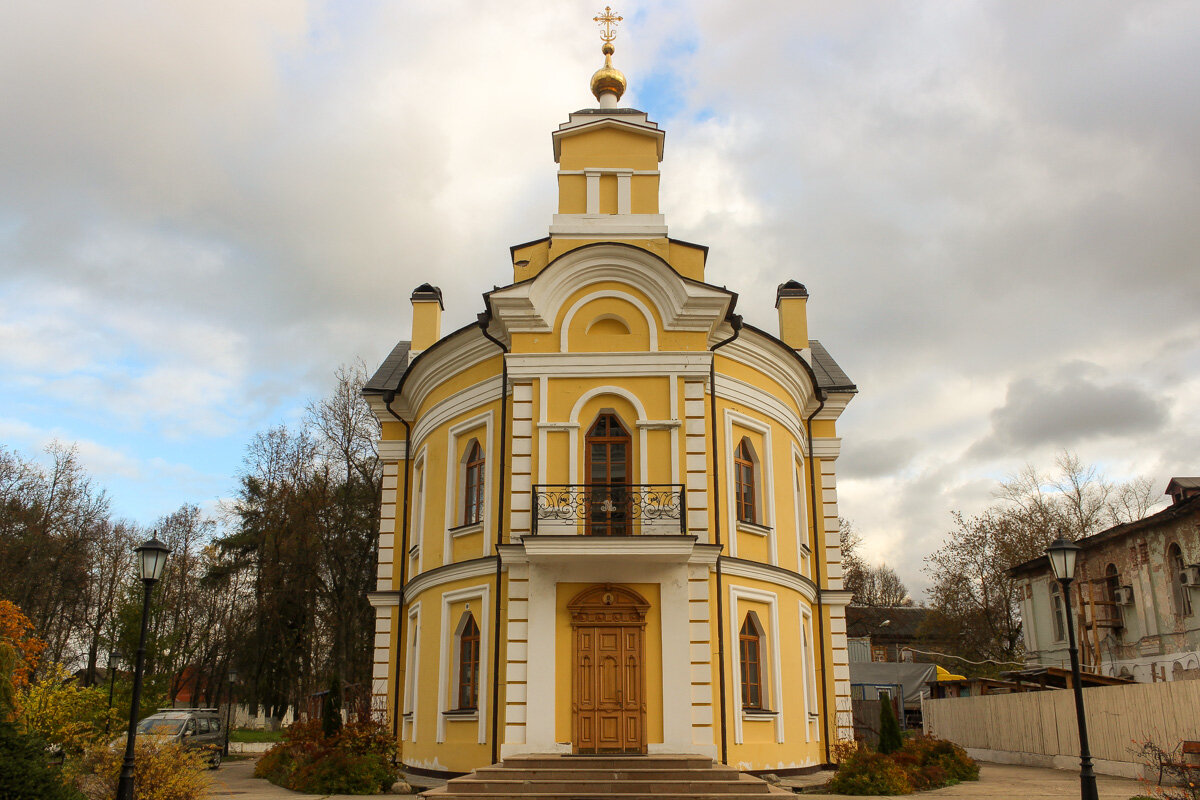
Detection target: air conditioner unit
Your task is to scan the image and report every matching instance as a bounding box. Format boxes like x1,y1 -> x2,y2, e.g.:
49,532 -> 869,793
1113,586 -> 1135,606
1181,565 -> 1200,588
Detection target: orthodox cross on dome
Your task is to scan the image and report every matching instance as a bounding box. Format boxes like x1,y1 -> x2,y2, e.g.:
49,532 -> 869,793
594,6 -> 622,44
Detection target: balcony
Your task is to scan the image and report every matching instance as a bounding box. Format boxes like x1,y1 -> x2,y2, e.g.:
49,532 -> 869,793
531,484 -> 687,536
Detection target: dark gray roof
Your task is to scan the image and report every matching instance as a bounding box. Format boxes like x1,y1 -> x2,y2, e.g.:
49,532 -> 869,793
363,341 -> 411,394
809,339 -> 856,392
571,108 -> 648,115
1168,477 -> 1200,490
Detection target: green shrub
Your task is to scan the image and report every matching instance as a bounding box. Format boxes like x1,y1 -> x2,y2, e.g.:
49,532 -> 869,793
256,717 -> 397,795
828,750 -> 912,795
0,722 -> 85,800
292,752 -> 394,794
878,700 -> 902,755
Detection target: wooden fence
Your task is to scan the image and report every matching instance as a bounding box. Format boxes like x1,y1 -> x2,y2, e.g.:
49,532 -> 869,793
924,680 -> 1200,776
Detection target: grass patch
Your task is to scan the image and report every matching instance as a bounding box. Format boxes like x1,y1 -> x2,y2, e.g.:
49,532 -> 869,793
229,729 -> 284,743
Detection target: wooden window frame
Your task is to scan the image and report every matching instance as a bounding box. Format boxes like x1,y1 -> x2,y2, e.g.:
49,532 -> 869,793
734,438 -> 757,525
585,413 -> 631,536
739,614 -> 764,710
463,440 -> 485,526
456,613 -> 480,711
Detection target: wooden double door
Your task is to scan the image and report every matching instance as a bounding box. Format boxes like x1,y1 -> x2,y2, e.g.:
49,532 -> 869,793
569,585 -> 648,754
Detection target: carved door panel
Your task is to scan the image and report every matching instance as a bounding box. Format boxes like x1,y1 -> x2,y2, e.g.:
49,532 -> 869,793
573,624 -> 644,753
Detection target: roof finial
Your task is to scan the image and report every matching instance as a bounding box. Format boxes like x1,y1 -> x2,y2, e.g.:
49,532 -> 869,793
590,7 -> 627,107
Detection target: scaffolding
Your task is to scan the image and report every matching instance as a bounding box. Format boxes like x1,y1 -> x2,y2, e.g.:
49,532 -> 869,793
1074,577 -> 1122,672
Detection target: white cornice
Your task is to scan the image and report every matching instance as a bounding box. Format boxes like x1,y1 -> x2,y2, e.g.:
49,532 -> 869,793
721,333 -> 820,417
636,419 -> 681,430
487,245 -> 732,341
506,352 -> 711,379
819,590 -> 855,606
713,374 -> 808,452
516,535 -> 699,563
814,394 -> 853,421
399,334 -> 502,418
367,591 -> 401,608
549,215 -> 668,237
720,558 -> 818,603
811,438 -> 842,460
402,557 -> 497,604
377,440 -> 408,462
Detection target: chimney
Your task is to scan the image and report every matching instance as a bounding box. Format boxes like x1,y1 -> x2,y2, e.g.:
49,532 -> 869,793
775,280 -> 809,350
410,284 -> 443,351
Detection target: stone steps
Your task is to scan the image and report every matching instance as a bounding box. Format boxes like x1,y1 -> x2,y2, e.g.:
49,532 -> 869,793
420,754 -> 792,799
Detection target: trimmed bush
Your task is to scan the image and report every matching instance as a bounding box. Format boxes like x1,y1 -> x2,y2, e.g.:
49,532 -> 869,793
828,749 -> 912,795
256,717 -> 398,795
828,735 -> 978,795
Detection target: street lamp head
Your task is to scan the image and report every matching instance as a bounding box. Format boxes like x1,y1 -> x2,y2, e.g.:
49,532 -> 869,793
228,668 -> 239,683
136,535 -> 170,583
1046,537 -> 1081,583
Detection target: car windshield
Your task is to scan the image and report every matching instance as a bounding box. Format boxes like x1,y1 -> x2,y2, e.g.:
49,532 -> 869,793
137,718 -> 184,735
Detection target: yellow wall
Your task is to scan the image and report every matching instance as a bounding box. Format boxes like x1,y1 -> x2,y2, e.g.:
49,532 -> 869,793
558,127 -> 660,172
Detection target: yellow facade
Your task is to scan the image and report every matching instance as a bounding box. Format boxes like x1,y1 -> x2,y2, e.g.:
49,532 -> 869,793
364,74 -> 856,779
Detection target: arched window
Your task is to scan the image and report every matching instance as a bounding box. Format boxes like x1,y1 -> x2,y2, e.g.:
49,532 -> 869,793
1050,583 -> 1066,642
463,440 -> 485,526
739,612 -> 765,709
1169,543 -> 1192,617
456,613 -> 480,710
734,438 -> 758,525
585,413 -> 630,536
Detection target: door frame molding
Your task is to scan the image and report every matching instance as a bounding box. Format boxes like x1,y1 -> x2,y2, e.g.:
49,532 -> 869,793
568,584 -> 649,754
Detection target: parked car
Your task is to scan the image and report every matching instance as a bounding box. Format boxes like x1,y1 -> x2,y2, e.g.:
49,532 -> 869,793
132,708 -> 224,768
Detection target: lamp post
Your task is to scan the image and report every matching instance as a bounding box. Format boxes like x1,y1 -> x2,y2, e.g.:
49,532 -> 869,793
1046,536 -> 1099,800
104,649 -> 123,733
116,536 -> 170,800
223,668 -> 238,757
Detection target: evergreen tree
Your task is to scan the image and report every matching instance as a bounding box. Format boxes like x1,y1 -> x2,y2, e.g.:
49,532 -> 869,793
878,697 -> 902,755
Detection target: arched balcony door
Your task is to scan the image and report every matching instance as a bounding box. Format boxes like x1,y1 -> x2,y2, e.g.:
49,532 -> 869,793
585,413 -> 630,536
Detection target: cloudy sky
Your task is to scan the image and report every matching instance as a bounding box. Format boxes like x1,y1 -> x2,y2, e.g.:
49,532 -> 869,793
2,1 -> 1198,595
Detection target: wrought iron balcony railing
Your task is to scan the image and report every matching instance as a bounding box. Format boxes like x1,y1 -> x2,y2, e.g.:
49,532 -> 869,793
531,484 -> 687,536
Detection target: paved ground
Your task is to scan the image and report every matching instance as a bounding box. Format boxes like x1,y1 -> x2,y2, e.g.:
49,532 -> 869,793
208,758 -> 1151,798
786,762 -> 1149,798
207,758 -> 418,799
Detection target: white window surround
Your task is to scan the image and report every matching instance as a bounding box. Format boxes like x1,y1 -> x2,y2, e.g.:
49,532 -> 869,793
728,586 -> 785,744
566,387 -> 650,486
559,290 -> 660,352
800,604 -> 819,743
402,602 -> 421,742
411,448 -> 428,577
442,411 -> 494,565
792,445 -> 810,579
436,585 -> 490,744
536,368 -> 682,492
449,611 -> 480,715
724,410 -> 776,564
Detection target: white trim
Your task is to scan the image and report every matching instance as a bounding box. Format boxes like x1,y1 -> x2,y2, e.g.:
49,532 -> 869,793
713,373 -> 808,453
377,440 -> 407,462
811,438 -> 842,460
486,245 -> 732,340
403,602 -> 421,742
436,584 -> 490,744
411,448 -> 428,576
728,586 -> 785,745
724,410 -> 777,564
792,444 -> 810,578
508,352 -> 712,379
568,387 -> 648,486
557,169 -> 661,176
558,289 -> 660,352
442,411 -> 495,565
374,332 -> 500,422
519,536 -> 699,562
410,377 -> 502,453
403,558 -> 498,604
720,559 -> 817,603
800,604 -> 819,743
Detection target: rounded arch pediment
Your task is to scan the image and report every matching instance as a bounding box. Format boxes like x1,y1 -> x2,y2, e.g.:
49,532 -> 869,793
567,583 -> 650,625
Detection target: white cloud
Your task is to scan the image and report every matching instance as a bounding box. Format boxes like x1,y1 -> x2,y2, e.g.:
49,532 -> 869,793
0,2 -> 1197,587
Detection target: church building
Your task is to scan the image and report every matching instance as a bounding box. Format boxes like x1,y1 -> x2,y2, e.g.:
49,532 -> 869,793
363,19 -> 857,777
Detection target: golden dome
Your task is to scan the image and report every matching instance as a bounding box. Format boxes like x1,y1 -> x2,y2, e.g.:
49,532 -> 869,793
590,43 -> 626,103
